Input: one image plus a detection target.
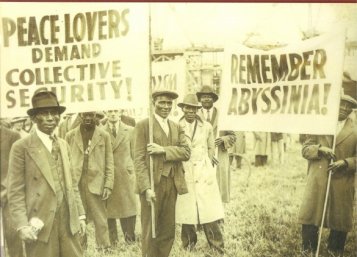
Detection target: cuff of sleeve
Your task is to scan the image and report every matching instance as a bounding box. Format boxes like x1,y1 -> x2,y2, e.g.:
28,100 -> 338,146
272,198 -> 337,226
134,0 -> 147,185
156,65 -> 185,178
343,159 -> 348,168
79,215 -> 86,220
16,225 -> 29,232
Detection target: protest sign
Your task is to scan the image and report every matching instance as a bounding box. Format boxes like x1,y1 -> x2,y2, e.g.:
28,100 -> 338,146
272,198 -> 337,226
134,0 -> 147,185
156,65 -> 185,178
218,31 -> 345,135
0,3 -> 149,117
151,58 -> 186,121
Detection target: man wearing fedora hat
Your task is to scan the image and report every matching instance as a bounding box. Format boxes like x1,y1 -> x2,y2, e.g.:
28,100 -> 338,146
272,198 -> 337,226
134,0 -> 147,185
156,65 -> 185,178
134,89 -> 190,257
7,91 -> 86,257
298,94 -> 357,256
196,85 -> 236,203
175,94 -> 224,254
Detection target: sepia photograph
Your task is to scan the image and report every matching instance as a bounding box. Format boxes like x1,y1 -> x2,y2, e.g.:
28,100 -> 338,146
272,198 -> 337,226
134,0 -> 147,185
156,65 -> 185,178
0,2 -> 356,257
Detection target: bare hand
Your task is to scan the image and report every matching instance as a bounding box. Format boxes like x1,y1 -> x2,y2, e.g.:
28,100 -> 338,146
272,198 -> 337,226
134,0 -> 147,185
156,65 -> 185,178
19,226 -> 37,242
79,219 -> 86,235
211,156 -> 219,166
147,143 -> 165,155
215,137 -> 223,146
102,187 -> 112,200
318,146 -> 336,161
328,160 -> 347,172
145,189 -> 156,204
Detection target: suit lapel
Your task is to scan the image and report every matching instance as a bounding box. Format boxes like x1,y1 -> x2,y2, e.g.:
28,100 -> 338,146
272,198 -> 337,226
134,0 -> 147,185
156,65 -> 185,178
74,128 -> 84,153
153,116 -> 169,140
168,119 -> 177,144
58,139 -> 72,189
112,123 -> 126,150
27,133 -> 56,193
88,128 -> 101,154
105,123 -> 125,150
336,120 -> 354,146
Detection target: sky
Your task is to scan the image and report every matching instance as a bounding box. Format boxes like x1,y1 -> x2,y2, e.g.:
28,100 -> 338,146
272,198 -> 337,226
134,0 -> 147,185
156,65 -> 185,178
151,3 -> 357,48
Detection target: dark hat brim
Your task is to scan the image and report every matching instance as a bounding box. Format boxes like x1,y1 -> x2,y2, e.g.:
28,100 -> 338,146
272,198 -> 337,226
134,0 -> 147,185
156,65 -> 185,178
177,102 -> 202,108
196,92 -> 219,102
27,106 -> 66,116
152,90 -> 178,100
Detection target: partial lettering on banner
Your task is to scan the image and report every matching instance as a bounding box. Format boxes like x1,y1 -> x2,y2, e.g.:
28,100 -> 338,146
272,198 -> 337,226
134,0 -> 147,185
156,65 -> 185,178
0,3 -> 149,117
218,31 -> 345,135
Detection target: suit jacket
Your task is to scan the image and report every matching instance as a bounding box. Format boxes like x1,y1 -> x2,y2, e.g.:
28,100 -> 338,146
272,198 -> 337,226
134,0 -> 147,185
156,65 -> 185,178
7,132 -> 85,242
134,117 -> 190,195
58,115 -> 81,139
104,122 -> 137,218
65,126 -> 114,195
0,127 -> 21,203
298,118 -> 357,232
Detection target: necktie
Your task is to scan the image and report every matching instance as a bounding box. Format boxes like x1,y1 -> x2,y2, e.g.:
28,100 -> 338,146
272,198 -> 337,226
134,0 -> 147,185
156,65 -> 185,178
112,125 -> 117,138
50,135 -> 59,160
206,110 -> 210,122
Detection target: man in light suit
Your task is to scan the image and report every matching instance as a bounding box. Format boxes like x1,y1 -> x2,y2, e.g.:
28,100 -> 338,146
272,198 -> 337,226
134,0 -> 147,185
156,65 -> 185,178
298,94 -> 357,257
104,110 -> 137,245
134,89 -> 190,257
7,91 -> 86,257
58,113 -> 81,139
65,112 -> 114,250
1,126 -> 22,257
196,85 -> 235,203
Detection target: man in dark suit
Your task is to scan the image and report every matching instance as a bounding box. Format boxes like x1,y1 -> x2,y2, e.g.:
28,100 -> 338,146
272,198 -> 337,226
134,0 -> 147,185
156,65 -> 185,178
65,112 -> 114,250
298,94 -> 357,257
134,89 -> 190,257
104,110 -> 137,245
1,126 -> 22,257
7,91 -> 86,257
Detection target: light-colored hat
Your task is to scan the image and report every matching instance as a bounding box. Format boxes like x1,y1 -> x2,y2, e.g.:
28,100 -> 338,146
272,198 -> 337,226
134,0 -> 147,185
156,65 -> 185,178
27,91 -> 65,116
341,94 -> 357,108
178,94 -> 202,108
96,111 -> 106,119
196,85 -> 219,102
11,117 -> 27,124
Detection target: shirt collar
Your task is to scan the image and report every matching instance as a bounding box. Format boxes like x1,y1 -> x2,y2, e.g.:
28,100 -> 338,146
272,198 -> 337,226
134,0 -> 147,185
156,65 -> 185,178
36,128 -> 55,140
154,113 -> 168,124
36,128 -> 55,152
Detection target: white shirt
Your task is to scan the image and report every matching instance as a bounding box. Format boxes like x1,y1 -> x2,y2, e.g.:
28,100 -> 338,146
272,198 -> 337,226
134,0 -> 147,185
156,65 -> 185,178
202,108 -> 212,121
154,113 -> 169,137
336,119 -> 346,136
184,120 -> 195,138
36,128 -> 55,152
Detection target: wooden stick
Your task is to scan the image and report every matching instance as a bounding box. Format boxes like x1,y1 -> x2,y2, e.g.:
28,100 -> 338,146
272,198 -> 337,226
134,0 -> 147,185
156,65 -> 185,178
148,3 -> 156,239
315,135 -> 337,257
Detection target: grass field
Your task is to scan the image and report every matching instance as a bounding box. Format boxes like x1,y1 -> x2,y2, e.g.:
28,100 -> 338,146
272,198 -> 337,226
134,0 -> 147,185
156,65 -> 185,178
84,136 -> 356,257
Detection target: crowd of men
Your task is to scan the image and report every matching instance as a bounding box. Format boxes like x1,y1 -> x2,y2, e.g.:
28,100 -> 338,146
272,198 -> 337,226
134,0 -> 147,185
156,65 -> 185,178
0,79 -> 356,257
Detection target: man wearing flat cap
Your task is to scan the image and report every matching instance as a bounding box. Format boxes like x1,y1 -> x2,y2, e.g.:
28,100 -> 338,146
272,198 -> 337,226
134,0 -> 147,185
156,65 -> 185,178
7,91 -> 86,257
134,89 -> 190,257
175,94 -> 224,254
298,94 -> 357,256
196,85 -> 236,203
